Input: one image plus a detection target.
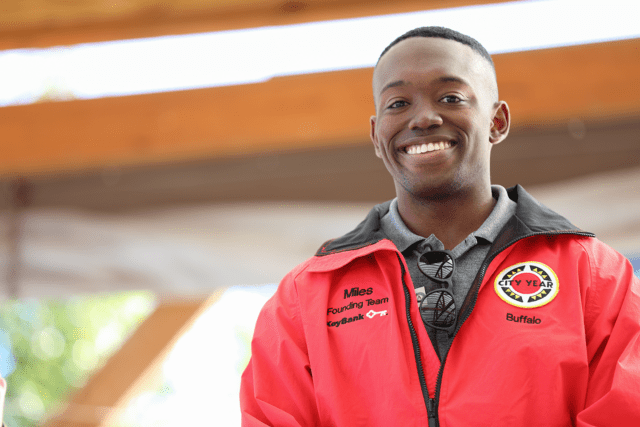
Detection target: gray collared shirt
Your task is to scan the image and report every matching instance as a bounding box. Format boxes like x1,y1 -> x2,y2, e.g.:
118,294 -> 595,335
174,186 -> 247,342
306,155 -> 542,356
380,185 -> 517,359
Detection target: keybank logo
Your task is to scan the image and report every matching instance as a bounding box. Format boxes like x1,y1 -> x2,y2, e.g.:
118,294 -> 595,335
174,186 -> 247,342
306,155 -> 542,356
327,313 -> 365,328
344,287 -> 373,299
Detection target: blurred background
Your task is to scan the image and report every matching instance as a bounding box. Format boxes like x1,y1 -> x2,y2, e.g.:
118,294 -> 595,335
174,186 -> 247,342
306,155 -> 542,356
1,0 -> 639,425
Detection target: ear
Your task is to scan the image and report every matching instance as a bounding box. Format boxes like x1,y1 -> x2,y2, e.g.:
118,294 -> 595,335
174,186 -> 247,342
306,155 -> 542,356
489,101 -> 510,145
370,115 -> 382,158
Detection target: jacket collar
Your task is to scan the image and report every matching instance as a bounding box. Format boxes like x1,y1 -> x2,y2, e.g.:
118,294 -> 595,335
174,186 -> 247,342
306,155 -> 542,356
315,184 -> 593,258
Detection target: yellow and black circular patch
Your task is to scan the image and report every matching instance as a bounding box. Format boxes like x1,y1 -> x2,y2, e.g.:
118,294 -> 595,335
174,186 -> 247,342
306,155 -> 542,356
494,261 -> 559,308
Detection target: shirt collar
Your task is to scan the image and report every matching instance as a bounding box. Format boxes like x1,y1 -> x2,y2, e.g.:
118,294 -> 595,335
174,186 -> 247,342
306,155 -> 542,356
474,185 -> 517,243
380,185 -> 517,253
380,198 -> 424,253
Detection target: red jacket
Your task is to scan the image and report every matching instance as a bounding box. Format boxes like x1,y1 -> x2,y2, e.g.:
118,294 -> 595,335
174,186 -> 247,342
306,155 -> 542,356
241,186 -> 640,426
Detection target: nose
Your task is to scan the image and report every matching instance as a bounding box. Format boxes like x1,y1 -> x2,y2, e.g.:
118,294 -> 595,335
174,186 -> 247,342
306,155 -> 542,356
409,102 -> 443,130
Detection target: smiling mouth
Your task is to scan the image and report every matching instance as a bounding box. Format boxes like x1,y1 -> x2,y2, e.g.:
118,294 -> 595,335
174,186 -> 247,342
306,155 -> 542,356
404,141 -> 454,155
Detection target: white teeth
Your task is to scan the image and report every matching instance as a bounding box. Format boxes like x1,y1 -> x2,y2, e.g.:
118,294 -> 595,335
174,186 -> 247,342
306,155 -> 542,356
405,141 -> 453,154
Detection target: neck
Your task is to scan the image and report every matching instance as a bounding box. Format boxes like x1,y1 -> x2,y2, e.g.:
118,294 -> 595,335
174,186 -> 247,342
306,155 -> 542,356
396,185 -> 496,250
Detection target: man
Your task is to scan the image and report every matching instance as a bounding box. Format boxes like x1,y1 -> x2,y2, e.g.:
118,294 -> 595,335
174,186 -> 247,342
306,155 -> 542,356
240,26 -> 640,426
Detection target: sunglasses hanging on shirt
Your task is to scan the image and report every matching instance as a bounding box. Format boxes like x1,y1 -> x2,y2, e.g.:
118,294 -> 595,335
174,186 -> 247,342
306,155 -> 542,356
417,250 -> 458,337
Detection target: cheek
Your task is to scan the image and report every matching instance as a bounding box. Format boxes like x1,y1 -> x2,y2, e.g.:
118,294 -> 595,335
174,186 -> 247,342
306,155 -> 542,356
375,121 -> 396,150
378,112 -> 406,134
462,114 -> 492,145
456,112 -> 479,132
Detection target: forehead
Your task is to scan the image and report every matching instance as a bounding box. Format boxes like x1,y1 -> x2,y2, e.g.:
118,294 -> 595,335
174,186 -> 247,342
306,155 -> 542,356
373,37 -> 492,97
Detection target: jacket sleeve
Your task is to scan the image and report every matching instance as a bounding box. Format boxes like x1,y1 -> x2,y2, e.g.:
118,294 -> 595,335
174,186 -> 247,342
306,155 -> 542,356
240,268 -> 320,427
577,240 -> 640,426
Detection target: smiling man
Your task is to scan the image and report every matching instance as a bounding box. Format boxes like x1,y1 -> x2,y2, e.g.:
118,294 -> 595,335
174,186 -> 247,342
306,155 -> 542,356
240,27 -> 640,426
370,31 -> 508,251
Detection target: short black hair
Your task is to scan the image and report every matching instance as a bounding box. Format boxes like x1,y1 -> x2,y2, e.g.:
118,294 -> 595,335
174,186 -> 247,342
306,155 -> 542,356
377,26 -> 495,71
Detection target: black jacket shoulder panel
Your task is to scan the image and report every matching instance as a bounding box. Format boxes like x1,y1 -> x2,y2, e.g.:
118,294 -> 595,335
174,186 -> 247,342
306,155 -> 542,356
315,201 -> 392,256
315,185 -> 593,256
508,185 -> 589,235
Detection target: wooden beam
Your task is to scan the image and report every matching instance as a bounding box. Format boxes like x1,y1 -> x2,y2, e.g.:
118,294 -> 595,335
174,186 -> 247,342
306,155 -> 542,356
43,293 -> 221,427
2,38 -> 639,178
0,0 -> 511,50
495,39 -> 640,126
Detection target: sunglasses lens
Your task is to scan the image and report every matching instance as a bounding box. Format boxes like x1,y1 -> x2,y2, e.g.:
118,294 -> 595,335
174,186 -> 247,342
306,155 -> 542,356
420,290 -> 456,327
418,251 -> 454,280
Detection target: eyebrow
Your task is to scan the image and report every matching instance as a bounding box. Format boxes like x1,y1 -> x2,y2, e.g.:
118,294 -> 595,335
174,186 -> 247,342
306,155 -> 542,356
379,80 -> 408,95
379,75 -> 470,96
438,76 -> 469,86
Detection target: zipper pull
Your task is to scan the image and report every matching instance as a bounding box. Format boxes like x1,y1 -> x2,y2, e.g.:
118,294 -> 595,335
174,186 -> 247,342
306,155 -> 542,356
427,398 -> 437,427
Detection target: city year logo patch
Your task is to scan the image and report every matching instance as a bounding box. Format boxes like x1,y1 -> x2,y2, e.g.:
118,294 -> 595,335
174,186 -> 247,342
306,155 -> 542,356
494,261 -> 559,308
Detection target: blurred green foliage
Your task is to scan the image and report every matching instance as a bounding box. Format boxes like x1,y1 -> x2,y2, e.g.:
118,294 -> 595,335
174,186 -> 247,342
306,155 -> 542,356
0,291 -> 156,427
234,326 -> 252,376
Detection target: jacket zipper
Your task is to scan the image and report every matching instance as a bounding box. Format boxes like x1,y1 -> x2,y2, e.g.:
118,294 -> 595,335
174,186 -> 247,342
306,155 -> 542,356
395,253 -> 437,425
430,230 -> 593,427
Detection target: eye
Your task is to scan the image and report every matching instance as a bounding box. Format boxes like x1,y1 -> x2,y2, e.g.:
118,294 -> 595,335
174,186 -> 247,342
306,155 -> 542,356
441,95 -> 462,103
388,100 -> 408,109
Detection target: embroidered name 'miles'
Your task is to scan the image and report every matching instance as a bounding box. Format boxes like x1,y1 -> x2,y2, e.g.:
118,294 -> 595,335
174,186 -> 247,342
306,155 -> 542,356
344,287 -> 373,299
495,261 -> 559,309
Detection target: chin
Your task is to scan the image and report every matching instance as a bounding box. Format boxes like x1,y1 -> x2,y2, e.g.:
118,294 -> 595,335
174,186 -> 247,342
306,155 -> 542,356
402,179 -> 463,203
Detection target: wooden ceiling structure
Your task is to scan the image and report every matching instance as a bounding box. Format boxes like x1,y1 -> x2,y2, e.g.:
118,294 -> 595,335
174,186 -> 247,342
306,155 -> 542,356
1,0 -> 515,50
1,0 -> 639,189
